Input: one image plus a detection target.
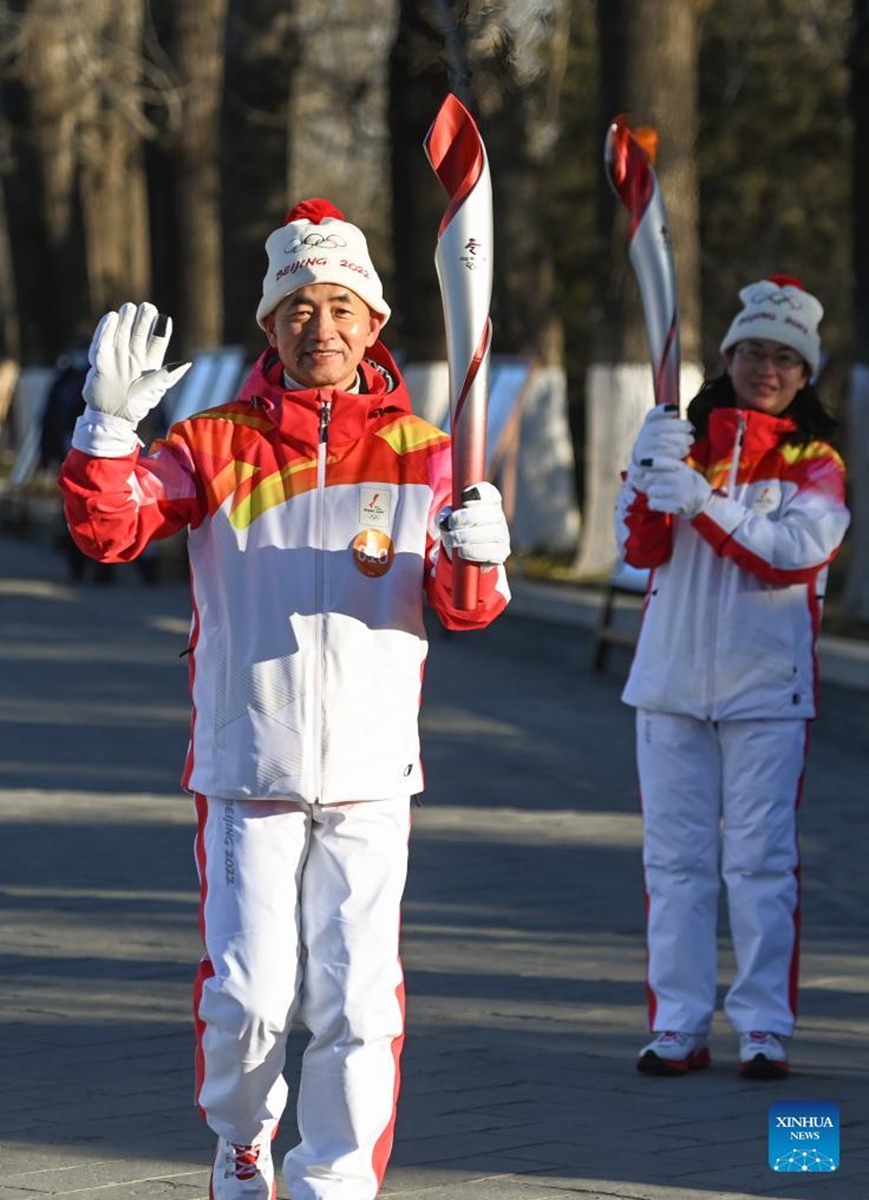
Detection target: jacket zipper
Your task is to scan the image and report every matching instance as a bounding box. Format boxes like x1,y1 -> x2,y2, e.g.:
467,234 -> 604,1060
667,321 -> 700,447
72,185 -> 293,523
726,413 -> 745,497
313,395 -> 332,803
706,413 -> 745,718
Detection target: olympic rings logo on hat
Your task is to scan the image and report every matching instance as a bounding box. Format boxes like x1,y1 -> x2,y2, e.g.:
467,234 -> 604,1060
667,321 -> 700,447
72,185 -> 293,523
283,232 -> 348,254
748,286 -> 803,310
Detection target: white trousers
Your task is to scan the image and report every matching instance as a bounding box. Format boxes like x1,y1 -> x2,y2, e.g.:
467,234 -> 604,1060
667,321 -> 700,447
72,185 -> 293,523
637,711 -> 808,1037
193,794 -> 411,1200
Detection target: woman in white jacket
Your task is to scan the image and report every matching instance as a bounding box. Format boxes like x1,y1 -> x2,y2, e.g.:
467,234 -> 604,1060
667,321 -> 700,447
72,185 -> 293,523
616,276 -> 850,1079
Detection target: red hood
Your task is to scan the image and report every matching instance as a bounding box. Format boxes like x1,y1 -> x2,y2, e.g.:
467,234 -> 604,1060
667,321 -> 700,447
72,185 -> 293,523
237,339 -> 413,450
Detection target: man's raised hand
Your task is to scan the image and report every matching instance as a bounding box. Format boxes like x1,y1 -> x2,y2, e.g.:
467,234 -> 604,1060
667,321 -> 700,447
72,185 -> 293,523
83,302 -> 191,427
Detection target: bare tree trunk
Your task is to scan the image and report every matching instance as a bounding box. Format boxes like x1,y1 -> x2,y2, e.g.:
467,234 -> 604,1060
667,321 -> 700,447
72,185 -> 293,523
78,0 -> 150,313
844,0 -> 869,621
2,0 -> 91,361
160,0 -> 228,355
465,0 -> 571,368
388,0 -> 450,361
0,133 -> 21,360
465,1 -> 579,553
287,1 -> 396,288
575,0 -> 705,578
222,2 -> 297,354
390,0 -> 571,366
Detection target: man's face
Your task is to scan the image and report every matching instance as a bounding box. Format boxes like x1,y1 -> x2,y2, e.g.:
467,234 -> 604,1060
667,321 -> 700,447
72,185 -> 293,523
264,284 -> 384,391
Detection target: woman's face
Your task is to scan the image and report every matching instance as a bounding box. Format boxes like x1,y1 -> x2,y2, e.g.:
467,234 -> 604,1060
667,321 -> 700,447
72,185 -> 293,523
725,339 -> 810,416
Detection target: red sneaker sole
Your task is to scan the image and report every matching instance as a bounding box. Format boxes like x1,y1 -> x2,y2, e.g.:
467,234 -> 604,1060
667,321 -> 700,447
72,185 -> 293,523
637,1046 -> 711,1075
740,1056 -> 789,1080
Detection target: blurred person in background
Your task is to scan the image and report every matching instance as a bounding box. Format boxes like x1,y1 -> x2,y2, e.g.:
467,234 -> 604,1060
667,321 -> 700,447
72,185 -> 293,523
43,336 -> 160,583
40,336 -> 91,471
40,336 -> 115,583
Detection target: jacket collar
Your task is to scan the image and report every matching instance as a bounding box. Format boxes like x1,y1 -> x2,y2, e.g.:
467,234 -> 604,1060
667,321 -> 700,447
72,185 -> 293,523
705,405 -> 796,463
238,341 -> 411,451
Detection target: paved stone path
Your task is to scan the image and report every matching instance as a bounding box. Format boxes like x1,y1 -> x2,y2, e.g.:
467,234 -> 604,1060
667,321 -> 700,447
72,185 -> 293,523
1,533 -> 867,1200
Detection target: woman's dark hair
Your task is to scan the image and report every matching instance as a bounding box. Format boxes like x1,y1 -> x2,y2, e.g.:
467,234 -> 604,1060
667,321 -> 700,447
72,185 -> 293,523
687,372 -> 836,445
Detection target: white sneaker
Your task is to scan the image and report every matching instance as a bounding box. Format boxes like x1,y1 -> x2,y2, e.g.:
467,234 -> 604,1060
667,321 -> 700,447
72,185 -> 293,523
211,1136 -> 276,1200
637,1030 -> 710,1075
738,1031 -> 789,1079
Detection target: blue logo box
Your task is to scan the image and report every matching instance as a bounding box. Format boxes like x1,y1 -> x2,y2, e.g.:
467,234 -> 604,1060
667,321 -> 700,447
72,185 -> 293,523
768,1102 -> 839,1172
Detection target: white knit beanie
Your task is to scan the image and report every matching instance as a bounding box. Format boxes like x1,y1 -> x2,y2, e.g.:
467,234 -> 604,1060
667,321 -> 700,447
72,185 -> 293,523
719,275 -> 823,374
256,198 -> 391,329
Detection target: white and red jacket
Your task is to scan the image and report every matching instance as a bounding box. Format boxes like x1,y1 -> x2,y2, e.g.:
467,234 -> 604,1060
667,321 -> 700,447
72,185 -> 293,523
60,342 -> 509,802
616,406 -> 849,721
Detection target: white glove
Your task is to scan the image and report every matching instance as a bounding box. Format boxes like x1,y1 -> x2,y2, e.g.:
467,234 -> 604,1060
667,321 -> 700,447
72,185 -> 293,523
645,458 -> 712,518
631,404 -> 694,468
83,302 -> 191,427
439,481 -> 511,567
626,461 -> 656,495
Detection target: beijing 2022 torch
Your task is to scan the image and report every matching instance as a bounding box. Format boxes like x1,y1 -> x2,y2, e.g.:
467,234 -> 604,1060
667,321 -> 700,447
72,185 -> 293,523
424,92 -> 494,611
604,116 -> 680,409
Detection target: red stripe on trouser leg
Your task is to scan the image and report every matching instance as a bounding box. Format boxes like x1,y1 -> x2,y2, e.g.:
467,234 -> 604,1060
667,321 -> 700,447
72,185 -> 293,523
642,884 -> 658,1031
637,781 -> 658,1031
193,791 -> 213,1119
371,807 -> 412,1187
787,724 -> 810,1020
371,977 -> 406,1187
194,956 -> 216,1118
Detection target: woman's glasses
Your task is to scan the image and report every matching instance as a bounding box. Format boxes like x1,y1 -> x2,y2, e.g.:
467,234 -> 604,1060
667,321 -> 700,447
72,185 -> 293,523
735,342 -> 805,371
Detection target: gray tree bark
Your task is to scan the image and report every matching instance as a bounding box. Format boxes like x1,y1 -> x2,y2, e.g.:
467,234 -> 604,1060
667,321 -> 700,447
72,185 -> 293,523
287,0 -> 396,289
464,0 -> 571,367
222,1 -> 297,353
1,0 -> 91,360
77,0 -> 151,314
160,0 -> 228,356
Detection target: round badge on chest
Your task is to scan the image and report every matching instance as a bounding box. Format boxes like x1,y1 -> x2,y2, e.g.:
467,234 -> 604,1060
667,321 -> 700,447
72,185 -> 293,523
352,529 -> 395,577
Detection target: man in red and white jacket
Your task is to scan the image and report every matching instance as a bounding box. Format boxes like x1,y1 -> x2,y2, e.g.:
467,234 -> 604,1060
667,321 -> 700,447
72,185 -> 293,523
60,199 -> 510,1200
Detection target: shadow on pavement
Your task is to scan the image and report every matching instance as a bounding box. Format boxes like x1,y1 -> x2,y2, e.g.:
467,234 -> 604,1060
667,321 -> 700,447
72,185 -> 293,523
2,533 -> 868,1197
